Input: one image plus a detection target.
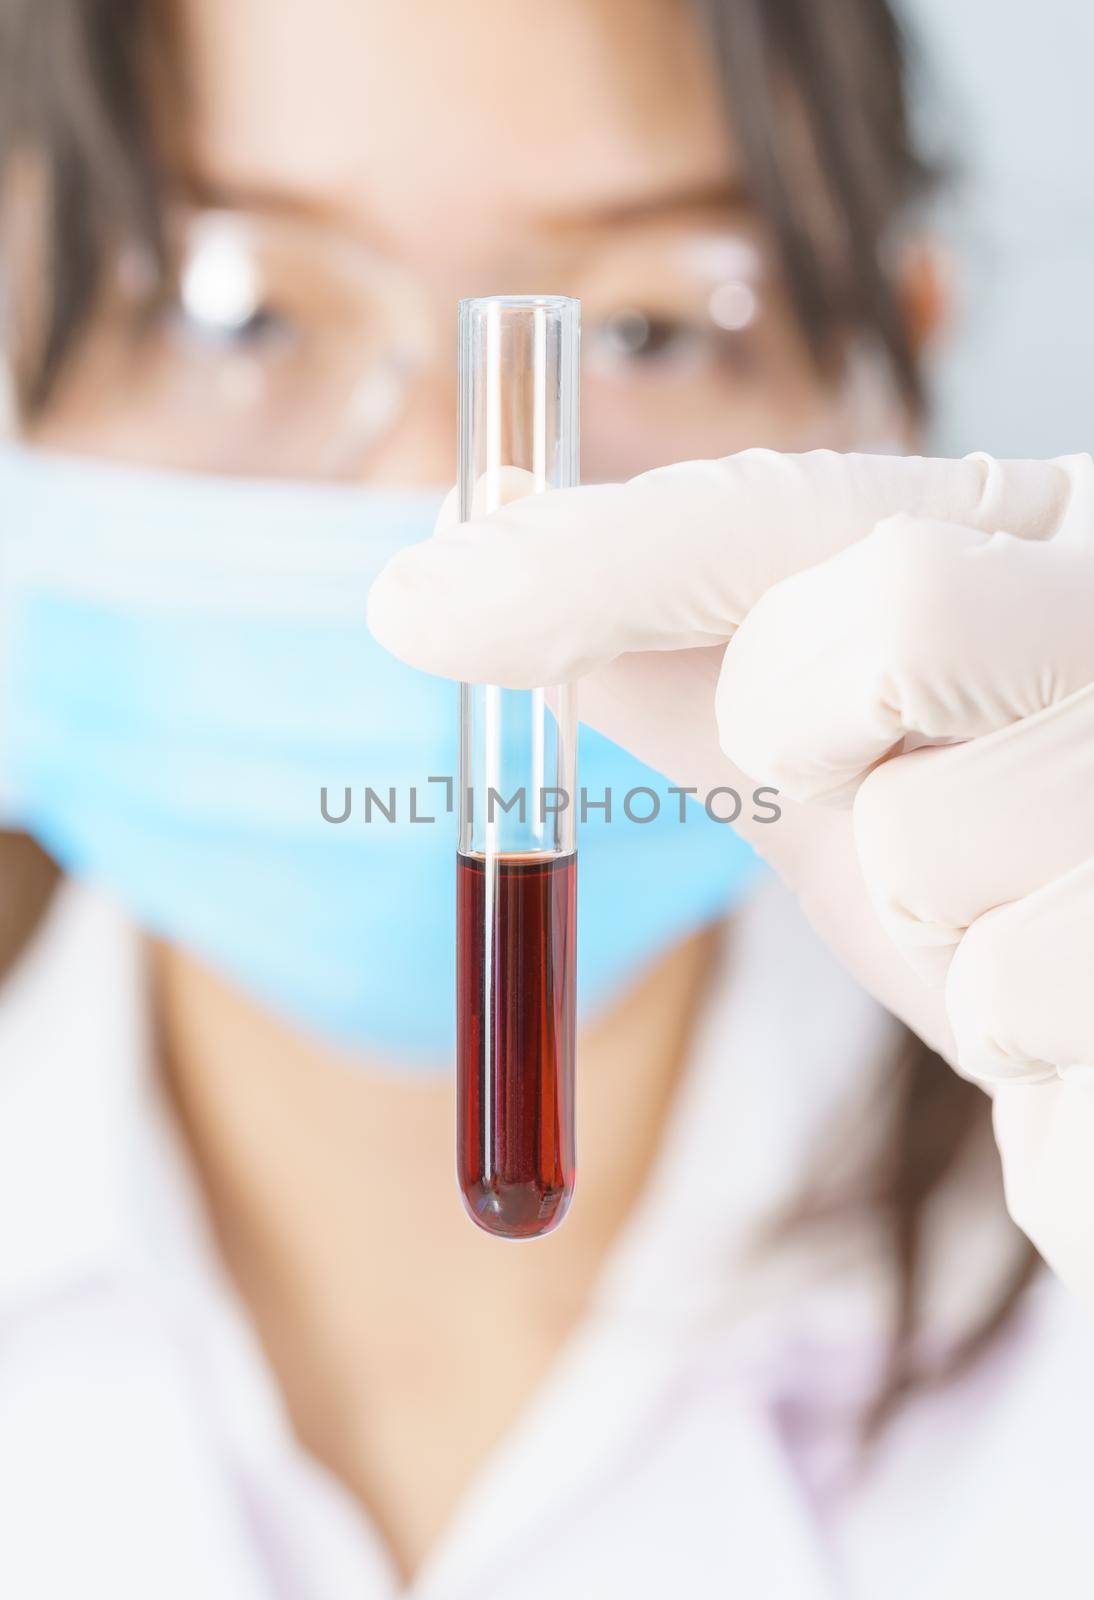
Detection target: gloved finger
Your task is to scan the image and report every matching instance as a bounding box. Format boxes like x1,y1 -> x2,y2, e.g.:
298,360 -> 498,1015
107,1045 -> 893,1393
850,683 -> 1094,973
576,647 -> 811,870
577,647 -> 735,794
573,647 -> 955,1059
946,855 -> 1094,1088
992,1078 -> 1094,1312
718,507 -> 1094,803
368,451 -> 1082,687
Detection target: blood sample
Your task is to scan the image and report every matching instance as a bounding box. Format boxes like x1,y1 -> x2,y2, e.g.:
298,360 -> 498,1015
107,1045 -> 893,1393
455,295 -> 581,1239
456,852 -> 576,1236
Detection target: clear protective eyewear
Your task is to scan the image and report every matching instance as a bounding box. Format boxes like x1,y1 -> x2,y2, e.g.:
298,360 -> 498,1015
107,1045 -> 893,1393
62,202 -> 872,482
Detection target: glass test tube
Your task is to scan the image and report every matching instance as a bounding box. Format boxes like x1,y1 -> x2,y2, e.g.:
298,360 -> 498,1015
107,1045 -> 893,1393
456,295 -> 580,1240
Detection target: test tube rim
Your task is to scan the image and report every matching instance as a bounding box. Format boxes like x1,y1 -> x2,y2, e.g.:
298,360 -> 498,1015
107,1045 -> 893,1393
458,293 -> 580,316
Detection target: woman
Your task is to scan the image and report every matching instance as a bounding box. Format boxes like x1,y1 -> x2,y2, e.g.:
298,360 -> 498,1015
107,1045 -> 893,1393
0,1 -> 1088,1596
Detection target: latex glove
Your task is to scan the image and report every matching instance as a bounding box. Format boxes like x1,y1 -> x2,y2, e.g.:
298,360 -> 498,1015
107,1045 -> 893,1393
368,448 -> 1094,1304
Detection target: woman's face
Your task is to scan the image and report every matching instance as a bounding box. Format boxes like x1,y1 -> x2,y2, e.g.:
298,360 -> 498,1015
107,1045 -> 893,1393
34,0 -> 911,481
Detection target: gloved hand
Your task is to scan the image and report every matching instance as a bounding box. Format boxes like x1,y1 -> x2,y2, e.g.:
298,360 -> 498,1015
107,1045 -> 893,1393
368,448 -> 1094,1306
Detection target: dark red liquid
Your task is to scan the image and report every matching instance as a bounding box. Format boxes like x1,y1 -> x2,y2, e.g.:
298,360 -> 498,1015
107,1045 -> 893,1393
456,850 -> 577,1239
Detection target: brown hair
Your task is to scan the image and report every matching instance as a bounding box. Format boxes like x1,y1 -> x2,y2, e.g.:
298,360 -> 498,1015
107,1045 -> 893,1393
0,0 -> 1038,1427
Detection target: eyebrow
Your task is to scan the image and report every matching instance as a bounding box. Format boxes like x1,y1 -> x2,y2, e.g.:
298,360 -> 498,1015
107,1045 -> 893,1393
177,171 -> 752,236
541,176 -> 751,231
175,172 -> 345,229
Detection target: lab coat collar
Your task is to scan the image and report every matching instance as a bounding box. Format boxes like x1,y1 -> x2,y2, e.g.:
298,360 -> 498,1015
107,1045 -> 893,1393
0,874 -> 318,1485
0,876 -> 227,1312
0,876 -> 168,1307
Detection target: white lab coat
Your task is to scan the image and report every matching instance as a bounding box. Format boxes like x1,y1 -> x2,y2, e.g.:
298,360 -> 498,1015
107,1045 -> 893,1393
0,876 -> 1092,1599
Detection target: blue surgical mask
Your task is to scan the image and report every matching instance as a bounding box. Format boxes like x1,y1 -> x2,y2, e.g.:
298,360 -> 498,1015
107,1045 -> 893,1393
0,445 -> 764,1065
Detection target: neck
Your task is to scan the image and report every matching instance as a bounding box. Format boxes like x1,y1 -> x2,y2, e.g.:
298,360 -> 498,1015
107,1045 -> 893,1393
151,923 -> 719,1576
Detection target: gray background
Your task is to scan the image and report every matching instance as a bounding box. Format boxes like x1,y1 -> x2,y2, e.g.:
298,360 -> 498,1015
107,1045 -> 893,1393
909,0 -> 1093,456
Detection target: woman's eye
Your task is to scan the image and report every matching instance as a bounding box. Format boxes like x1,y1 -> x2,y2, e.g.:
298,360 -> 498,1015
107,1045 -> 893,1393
588,306 -> 760,383
593,309 -> 703,367
169,237 -> 300,351
171,299 -> 297,352
586,299 -> 767,393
